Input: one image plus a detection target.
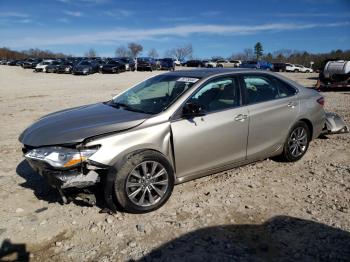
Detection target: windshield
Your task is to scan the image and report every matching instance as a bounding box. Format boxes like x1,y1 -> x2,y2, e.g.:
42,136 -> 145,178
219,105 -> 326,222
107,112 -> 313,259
111,75 -> 200,114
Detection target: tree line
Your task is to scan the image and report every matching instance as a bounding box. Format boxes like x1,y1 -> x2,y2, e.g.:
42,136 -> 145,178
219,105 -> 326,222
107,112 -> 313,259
1,42 -> 350,70
0,47 -> 68,60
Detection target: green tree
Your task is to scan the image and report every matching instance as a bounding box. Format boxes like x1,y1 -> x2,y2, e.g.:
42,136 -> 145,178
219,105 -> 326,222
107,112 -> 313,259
254,42 -> 263,60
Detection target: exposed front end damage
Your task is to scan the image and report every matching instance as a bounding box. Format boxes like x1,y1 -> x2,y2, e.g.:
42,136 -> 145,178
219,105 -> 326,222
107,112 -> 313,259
322,112 -> 349,135
22,145 -> 109,204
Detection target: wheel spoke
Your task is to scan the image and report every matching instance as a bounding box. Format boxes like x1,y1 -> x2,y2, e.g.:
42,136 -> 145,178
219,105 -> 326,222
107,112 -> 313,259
151,184 -> 165,197
298,134 -> 307,142
152,179 -> 168,186
130,170 -> 142,179
126,182 -> 143,188
294,145 -> 300,156
150,162 -> 158,176
152,168 -> 165,179
128,187 -> 142,199
147,188 -> 155,204
141,162 -> 148,176
138,189 -> 147,205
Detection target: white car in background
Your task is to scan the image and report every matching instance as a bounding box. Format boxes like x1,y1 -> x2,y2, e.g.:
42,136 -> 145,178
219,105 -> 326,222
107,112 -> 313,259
35,59 -> 53,72
295,64 -> 313,73
285,63 -> 302,72
174,59 -> 181,66
206,60 -> 217,68
216,60 -> 241,68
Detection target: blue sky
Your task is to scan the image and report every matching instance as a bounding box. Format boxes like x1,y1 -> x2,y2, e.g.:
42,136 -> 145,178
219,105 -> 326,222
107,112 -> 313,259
0,0 -> 349,58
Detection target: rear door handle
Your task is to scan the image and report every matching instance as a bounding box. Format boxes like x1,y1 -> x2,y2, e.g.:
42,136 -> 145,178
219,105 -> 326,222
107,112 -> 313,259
287,101 -> 297,108
234,114 -> 248,121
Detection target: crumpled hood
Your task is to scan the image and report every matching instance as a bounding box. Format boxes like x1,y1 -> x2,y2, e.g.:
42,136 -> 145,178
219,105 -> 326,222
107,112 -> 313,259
19,102 -> 149,147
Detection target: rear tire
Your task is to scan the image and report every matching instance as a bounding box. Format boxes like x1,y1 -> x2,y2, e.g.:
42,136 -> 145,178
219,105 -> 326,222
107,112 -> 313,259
113,150 -> 174,213
279,121 -> 311,162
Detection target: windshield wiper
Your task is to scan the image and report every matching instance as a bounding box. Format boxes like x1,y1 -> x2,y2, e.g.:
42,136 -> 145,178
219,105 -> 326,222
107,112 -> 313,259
108,101 -> 151,114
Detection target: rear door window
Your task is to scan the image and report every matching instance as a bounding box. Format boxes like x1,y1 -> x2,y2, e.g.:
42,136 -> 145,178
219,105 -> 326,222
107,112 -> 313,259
243,75 -> 297,104
243,75 -> 278,104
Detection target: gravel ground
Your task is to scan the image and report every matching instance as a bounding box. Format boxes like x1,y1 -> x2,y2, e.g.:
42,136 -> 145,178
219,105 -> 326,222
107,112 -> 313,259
0,67 -> 349,261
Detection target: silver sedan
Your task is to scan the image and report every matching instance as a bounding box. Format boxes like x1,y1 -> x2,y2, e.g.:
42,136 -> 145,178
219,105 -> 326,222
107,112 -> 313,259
20,69 -> 325,213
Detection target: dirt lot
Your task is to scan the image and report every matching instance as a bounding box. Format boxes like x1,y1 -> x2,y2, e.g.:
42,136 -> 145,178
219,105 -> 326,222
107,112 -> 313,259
0,66 -> 349,261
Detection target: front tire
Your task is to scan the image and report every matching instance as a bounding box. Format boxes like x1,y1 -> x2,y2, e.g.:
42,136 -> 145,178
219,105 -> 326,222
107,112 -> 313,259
280,121 -> 311,162
113,150 -> 174,213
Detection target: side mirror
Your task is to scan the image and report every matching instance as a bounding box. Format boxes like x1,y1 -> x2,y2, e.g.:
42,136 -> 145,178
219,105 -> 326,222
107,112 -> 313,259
182,101 -> 205,118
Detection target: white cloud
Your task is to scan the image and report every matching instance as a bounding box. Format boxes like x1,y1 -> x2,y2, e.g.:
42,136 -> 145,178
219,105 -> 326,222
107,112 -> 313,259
275,12 -> 350,17
18,19 -> 33,24
200,11 -> 222,16
63,10 -> 83,17
58,18 -> 70,23
5,21 -> 350,47
102,10 -> 133,19
0,12 -> 30,18
58,0 -> 108,4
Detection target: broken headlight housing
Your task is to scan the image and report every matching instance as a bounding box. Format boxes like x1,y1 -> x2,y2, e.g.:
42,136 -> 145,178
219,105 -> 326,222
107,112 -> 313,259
25,146 -> 98,169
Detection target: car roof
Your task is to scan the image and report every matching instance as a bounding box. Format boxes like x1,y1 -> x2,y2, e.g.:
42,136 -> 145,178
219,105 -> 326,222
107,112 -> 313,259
164,68 -> 255,78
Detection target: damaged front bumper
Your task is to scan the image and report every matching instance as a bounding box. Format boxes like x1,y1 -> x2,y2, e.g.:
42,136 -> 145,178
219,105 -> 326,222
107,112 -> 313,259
24,157 -> 105,190
322,112 -> 349,135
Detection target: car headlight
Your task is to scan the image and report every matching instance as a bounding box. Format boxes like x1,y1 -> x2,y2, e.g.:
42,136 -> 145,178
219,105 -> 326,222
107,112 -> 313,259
25,146 -> 98,168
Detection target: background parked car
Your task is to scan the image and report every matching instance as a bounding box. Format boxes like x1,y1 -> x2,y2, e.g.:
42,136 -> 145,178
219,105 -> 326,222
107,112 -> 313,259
240,61 -> 274,70
100,59 -> 126,74
158,58 -> 175,71
216,60 -> 241,68
184,59 -> 206,67
205,60 -> 217,68
117,57 -> 135,71
56,61 -> 75,74
72,60 -> 99,75
273,62 -> 287,72
7,60 -> 19,66
285,63 -> 302,72
22,58 -> 42,69
295,64 -> 313,73
136,57 -> 157,71
35,60 -> 53,72
45,60 -> 62,73
174,59 -> 181,66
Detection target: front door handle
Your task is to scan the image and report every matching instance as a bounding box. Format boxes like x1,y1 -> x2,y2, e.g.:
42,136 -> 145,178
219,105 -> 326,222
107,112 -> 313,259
234,114 -> 248,122
287,101 -> 297,108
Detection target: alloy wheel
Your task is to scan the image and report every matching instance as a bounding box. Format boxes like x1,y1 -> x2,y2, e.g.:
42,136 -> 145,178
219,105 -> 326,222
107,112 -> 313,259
126,161 -> 169,207
288,127 -> 308,157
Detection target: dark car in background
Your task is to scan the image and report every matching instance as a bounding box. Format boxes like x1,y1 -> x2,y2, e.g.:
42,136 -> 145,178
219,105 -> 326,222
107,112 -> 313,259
7,60 -> 19,66
117,57 -> 135,71
185,60 -> 206,68
45,60 -> 62,73
240,61 -> 274,70
137,57 -> 157,71
101,60 -> 126,74
57,61 -> 75,74
22,58 -> 42,69
159,58 -> 175,71
72,60 -> 99,75
273,62 -> 287,72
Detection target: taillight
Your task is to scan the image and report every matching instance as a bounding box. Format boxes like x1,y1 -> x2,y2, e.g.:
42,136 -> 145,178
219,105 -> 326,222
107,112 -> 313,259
317,97 -> 325,106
